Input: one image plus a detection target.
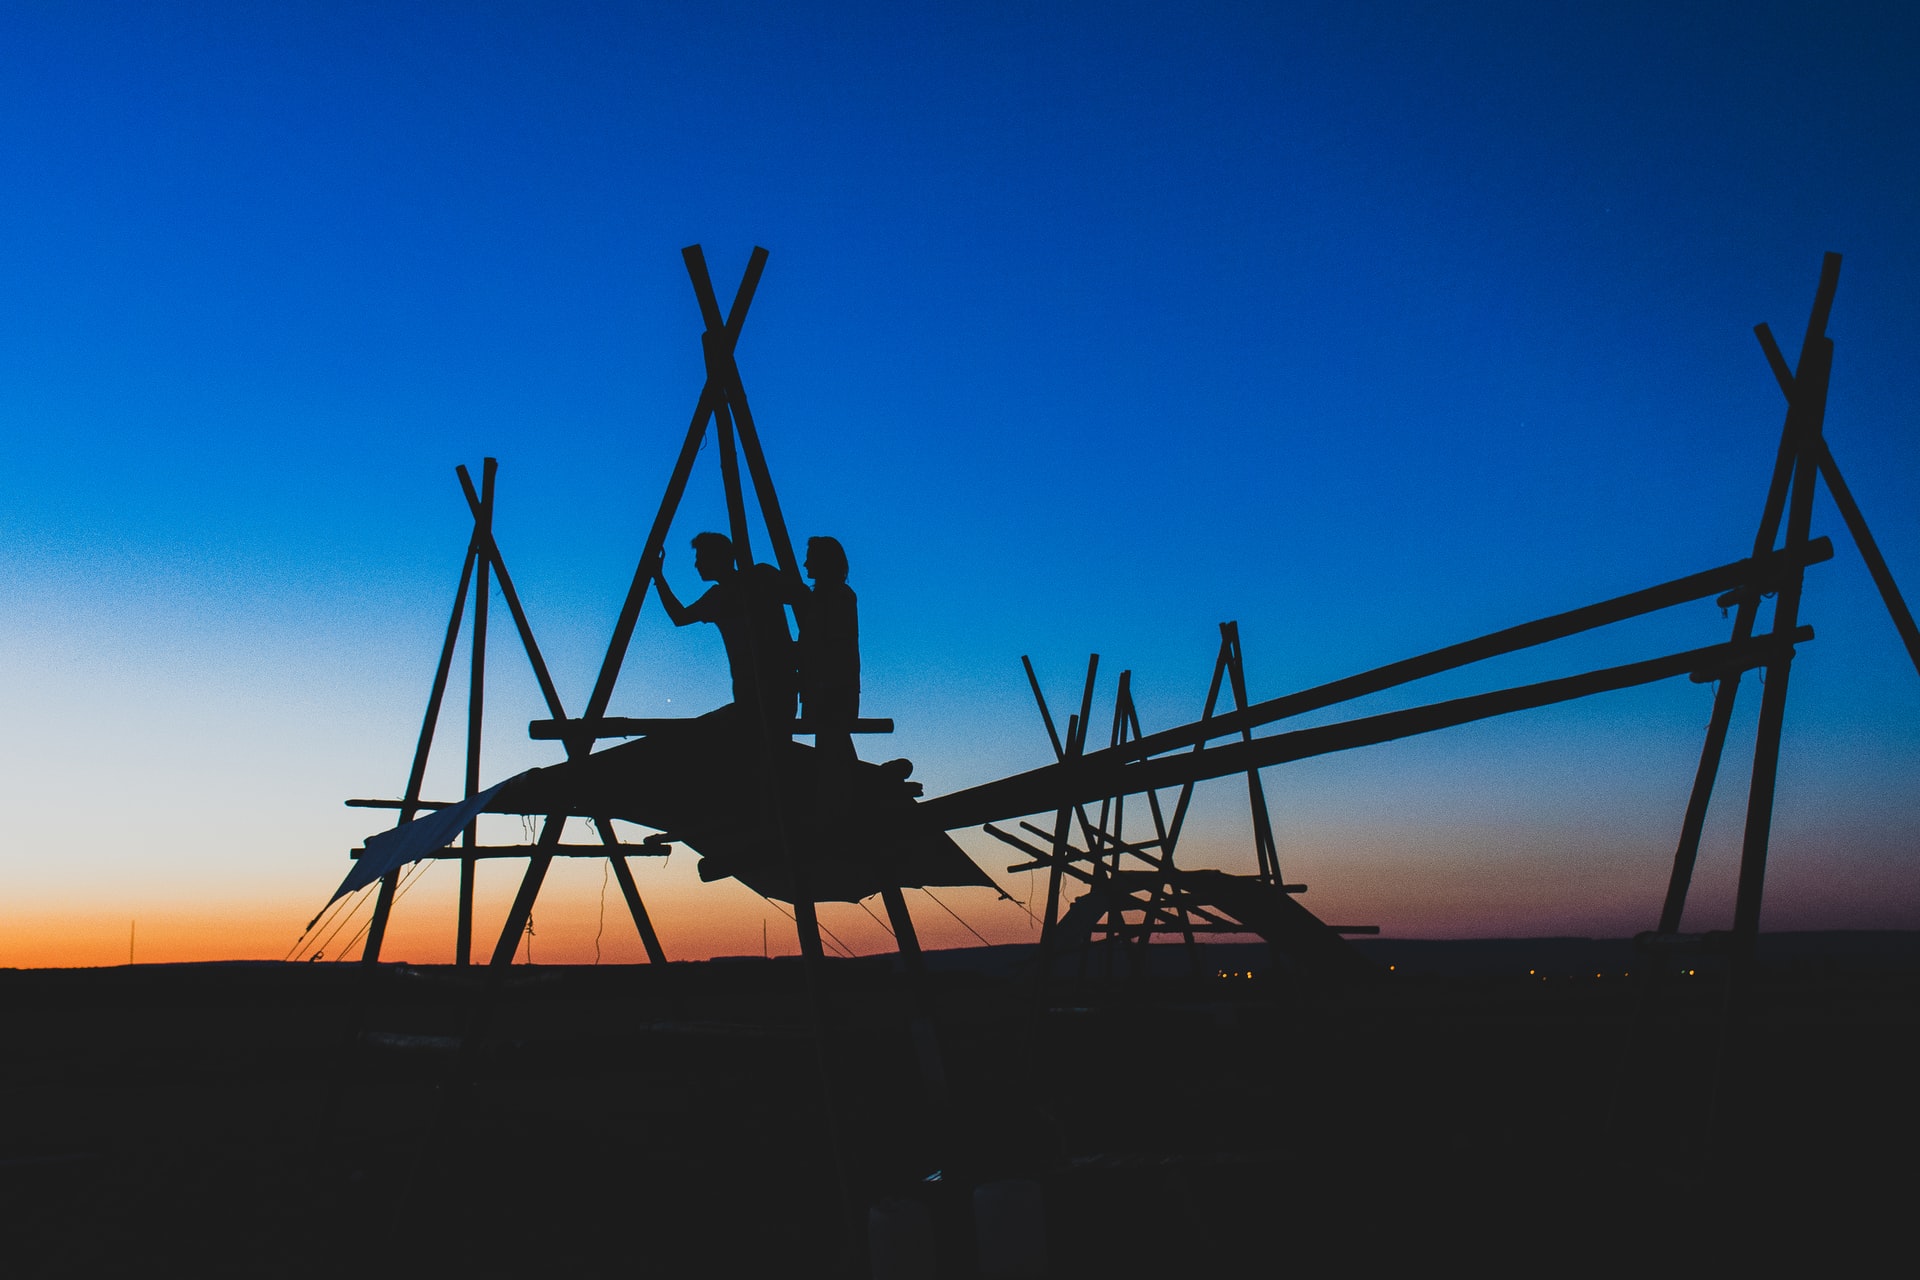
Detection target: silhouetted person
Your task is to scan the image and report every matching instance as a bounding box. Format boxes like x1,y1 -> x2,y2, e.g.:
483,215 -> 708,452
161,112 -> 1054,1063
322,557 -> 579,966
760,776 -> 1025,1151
788,535 -> 861,807
653,532 -> 797,729
793,536 -> 860,730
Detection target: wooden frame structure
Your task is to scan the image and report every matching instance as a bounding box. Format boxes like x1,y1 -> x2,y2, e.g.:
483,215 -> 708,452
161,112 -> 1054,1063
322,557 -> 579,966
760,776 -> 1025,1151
323,251 -> 1913,1012
924,253 -> 1916,1005
522,244 -> 922,968
985,623 -> 1374,980
331,245 -> 923,974
340,457 -> 667,967
1650,253 -> 1920,968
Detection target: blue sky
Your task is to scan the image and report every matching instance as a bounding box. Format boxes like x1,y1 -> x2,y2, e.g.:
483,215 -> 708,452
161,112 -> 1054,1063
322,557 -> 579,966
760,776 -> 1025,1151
2,3 -> 1916,963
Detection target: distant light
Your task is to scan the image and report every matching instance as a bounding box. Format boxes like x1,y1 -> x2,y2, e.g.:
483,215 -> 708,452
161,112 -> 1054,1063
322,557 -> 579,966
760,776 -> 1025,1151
1388,965 -> 1395,972
1528,969 -> 1535,975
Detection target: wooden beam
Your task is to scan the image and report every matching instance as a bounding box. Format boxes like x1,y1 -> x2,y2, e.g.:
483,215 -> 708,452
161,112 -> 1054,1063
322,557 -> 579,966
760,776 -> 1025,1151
608,854 -> 669,965
457,464 -> 569,722
1014,542 -> 1831,777
1817,441 -> 1920,678
458,457 -> 496,967
349,843 -> 670,861
927,629 -> 1813,831
528,715 -> 893,739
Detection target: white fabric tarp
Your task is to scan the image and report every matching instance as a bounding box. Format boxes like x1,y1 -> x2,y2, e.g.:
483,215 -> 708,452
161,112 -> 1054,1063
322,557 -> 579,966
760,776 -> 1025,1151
329,776 -> 519,904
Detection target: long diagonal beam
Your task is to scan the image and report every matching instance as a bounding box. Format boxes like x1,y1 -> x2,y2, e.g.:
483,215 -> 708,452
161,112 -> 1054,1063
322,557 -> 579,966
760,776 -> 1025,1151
1754,321 -> 1920,678
928,544 -> 1830,830
924,629 -> 1810,831
580,246 -> 770,728
1005,541 -> 1832,786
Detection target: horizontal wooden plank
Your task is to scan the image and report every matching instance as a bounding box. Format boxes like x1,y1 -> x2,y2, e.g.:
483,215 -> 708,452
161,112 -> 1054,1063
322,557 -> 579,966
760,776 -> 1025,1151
528,715 -> 894,739
348,843 -> 670,861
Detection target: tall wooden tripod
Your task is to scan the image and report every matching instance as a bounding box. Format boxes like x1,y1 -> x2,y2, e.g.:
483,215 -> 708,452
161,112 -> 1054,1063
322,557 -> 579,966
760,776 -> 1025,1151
352,457 -> 668,966
495,244 -> 914,968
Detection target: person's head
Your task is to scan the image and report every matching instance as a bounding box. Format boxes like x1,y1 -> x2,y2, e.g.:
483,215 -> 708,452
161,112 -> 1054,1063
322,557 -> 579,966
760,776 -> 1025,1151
691,531 -> 734,581
804,536 -> 848,585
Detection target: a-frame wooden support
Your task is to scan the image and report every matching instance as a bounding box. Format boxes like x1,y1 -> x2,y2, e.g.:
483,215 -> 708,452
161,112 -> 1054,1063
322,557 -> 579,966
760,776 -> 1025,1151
988,624 -> 1375,981
1649,250 -> 1920,980
352,458 -> 668,967
484,245 -> 896,973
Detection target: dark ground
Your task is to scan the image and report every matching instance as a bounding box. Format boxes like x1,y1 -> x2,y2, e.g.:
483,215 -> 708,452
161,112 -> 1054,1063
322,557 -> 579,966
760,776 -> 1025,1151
4,935 -> 1916,1277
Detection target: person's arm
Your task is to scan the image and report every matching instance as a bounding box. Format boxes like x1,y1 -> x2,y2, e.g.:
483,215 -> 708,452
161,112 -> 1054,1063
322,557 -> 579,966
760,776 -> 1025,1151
650,552 -> 694,626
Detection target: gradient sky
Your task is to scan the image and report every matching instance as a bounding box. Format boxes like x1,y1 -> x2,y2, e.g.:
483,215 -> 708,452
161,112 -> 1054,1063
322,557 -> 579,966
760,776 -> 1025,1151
2,2 -> 1916,967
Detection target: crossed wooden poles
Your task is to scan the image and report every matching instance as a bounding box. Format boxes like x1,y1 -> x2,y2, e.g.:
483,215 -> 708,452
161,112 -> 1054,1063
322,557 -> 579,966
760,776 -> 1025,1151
926,252 -> 1915,988
349,245 -> 909,970
1650,252 -> 1918,973
347,456 -> 667,967
986,624 -> 1373,979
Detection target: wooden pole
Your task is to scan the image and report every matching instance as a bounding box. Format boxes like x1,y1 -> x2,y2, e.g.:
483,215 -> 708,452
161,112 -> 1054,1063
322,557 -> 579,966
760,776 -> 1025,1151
580,246 -> 769,724
608,854 -> 667,965
715,404 -> 755,567
458,469 -> 565,720
1222,623 -> 1284,886
1656,663 -> 1747,934
457,458 -> 496,966
1036,716 -> 1082,971
1816,442 -> 1920,677
363,540 -> 478,963
1729,342 -> 1831,962
1161,628 -> 1233,854
1758,320 -> 1920,678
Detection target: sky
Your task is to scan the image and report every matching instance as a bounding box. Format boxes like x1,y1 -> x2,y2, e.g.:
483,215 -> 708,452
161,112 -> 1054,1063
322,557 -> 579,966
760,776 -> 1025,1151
2,2 -> 1917,967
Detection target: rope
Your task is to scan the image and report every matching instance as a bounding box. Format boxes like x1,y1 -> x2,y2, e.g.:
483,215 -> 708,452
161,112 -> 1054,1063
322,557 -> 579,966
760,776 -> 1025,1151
286,893 -> 353,961
856,897 -> 894,940
767,899 -> 858,959
307,885 -> 378,962
334,860 -> 431,961
1000,878 -> 1040,928
920,887 -> 993,947
594,861 -> 609,964
330,867 -> 411,961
